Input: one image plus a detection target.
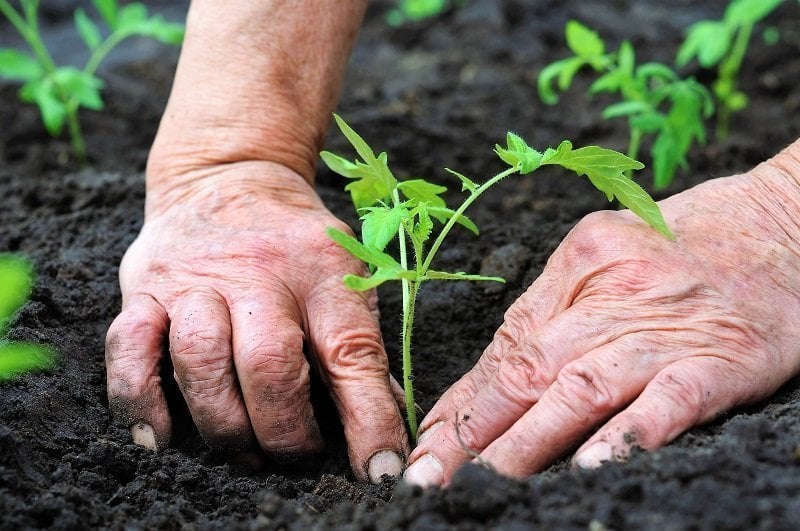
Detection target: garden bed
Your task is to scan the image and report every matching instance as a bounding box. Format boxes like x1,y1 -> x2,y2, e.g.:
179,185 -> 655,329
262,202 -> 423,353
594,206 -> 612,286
2,0 -> 800,528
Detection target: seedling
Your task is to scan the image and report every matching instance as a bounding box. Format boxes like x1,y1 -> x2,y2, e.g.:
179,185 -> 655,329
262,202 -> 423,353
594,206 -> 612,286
0,0 -> 184,162
676,0 -> 785,139
539,21 -> 713,190
386,0 -> 466,26
322,114 -> 672,438
0,254 -> 55,381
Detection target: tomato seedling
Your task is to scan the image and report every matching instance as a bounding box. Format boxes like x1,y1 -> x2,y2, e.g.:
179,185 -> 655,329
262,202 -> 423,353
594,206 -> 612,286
676,0 -> 785,139
386,0 -> 466,26
0,254 -> 55,382
538,20 -> 713,190
322,114 -> 672,438
0,0 -> 184,162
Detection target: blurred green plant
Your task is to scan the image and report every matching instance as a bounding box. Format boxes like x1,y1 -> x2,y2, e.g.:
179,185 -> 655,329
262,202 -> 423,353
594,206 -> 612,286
538,20 -> 713,190
676,0 -> 785,139
0,254 -> 55,382
0,0 -> 184,162
386,0 -> 467,26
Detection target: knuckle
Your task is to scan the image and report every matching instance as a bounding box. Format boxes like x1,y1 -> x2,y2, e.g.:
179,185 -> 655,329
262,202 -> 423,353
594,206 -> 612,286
492,346 -> 551,407
551,359 -> 617,418
322,328 -> 387,373
648,369 -> 708,421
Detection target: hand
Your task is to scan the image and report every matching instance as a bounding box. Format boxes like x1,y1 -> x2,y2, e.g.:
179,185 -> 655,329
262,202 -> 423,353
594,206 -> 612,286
404,153 -> 800,487
105,162 -> 408,483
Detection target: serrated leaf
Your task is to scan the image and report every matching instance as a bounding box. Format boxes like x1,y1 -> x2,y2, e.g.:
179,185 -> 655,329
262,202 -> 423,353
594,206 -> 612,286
326,227 -> 401,270
74,8 -> 102,50
0,49 -> 43,82
92,0 -> 118,29
565,20 -> 605,58
412,203 -> 433,244
425,270 -> 505,282
541,141 -> 673,238
0,342 -> 56,381
342,267 -> 416,291
495,132 -> 543,174
398,179 -> 447,209
53,68 -> 104,110
427,206 -> 480,235
677,21 -> 730,68
19,79 -> 67,135
360,204 -> 406,252
445,168 -> 477,192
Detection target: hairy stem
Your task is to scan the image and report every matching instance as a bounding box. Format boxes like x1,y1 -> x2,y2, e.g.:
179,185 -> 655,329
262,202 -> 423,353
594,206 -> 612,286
402,281 -> 420,440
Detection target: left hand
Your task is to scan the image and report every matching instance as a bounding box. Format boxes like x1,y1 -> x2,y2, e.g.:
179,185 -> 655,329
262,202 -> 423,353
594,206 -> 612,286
403,152 -> 800,487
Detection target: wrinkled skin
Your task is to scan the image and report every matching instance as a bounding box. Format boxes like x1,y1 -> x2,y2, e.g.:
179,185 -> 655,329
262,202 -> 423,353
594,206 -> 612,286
105,162 -> 409,482
404,153 -> 800,487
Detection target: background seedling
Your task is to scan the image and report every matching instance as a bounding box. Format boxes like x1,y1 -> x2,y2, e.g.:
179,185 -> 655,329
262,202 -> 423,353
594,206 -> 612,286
676,0 -> 785,139
0,254 -> 55,381
386,0 -> 467,26
0,0 -> 184,162
322,114 -> 672,438
539,20 -> 713,190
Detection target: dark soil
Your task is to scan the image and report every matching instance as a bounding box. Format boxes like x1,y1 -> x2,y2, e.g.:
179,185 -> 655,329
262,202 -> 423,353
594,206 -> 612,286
2,0 -> 800,529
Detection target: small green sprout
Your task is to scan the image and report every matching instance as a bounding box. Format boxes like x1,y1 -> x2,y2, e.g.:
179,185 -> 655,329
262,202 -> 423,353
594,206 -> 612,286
322,114 -> 672,438
0,0 -> 184,162
676,0 -> 785,139
0,254 -> 55,382
539,20 -> 713,190
386,0 -> 466,26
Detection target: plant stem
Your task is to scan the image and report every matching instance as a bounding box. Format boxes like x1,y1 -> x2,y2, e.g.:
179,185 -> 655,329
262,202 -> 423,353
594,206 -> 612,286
84,30 -> 128,76
402,281 -> 420,439
0,0 -> 56,72
716,23 -> 753,140
65,102 -> 86,161
421,166 -> 518,272
625,127 -> 642,180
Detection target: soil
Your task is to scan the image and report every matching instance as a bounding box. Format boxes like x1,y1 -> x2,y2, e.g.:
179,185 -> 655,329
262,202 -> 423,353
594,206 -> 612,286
2,0 -> 800,529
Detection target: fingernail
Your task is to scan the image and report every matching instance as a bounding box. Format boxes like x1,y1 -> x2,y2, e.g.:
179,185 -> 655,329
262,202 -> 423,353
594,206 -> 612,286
131,421 -> 158,451
367,450 -> 404,484
416,421 -> 444,446
403,454 -> 443,488
574,441 -> 613,469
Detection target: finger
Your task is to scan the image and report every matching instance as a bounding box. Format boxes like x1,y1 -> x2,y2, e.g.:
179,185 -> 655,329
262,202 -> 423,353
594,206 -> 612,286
168,289 -> 256,450
406,301 -> 632,486
572,356 -> 751,469
105,294 -> 172,450
416,256 -> 578,437
230,291 -> 323,456
305,279 -> 409,484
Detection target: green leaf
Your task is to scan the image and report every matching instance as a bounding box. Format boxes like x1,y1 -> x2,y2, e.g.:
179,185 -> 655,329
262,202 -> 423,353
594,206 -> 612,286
0,342 -> 56,381
602,100 -> 652,119
495,132 -> 543,174
92,0 -> 118,29
326,227 -> 402,270
725,0 -> 784,27
541,141 -> 673,239
0,49 -> 43,81
629,111 -> 665,133
0,255 -> 34,328
427,206 -> 479,235
323,115 -> 398,209
445,168 -> 477,192
557,56 -> 589,92
425,270 -> 505,282
123,14 -> 185,45
52,68 -> 104,110
117,2 -> 148,29
565,20 -> 605,58
360,204 -> 406,252
411,203 -> 434,244
74,8 -> 102,51
19,79 -> 67,135
537,60 -> 567,105
677,21 -> 730,68
398,179 -> 448,209
342,267 -> 415,291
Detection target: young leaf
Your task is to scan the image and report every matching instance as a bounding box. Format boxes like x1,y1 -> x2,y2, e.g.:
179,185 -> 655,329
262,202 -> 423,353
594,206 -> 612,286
565,20 -> 605,58
0,49 -> 42,81
445,168 -> 477,193
427,206 -> 479,235
326,227 -> 403,270
19,79 -> 67,135
425,270 -> 505,283
676,21 -> 730,68
92,0 -> 118,29
0,342 -> 56,381
397,179 -> 448,209
541,141 -> 674,239
342,267 -> 415,291
495,132 -> 543,174
132,16 -> 185,45
116,2 -> 148,30
360,204 -> 406,252
602,100 -> 652,120
53,68 -> 104,110
0,255 -> 34,328
74,8 -> 102,51
725,0 -> 784,26
411,203 -> 434,244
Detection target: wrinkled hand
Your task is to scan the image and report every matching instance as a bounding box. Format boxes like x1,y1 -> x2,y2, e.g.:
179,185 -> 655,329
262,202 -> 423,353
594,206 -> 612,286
405,155 -> 800,487
105,162 -> 408,482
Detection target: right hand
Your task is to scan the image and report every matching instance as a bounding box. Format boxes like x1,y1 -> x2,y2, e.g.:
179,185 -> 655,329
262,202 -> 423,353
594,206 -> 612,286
105,161 -> 408,483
